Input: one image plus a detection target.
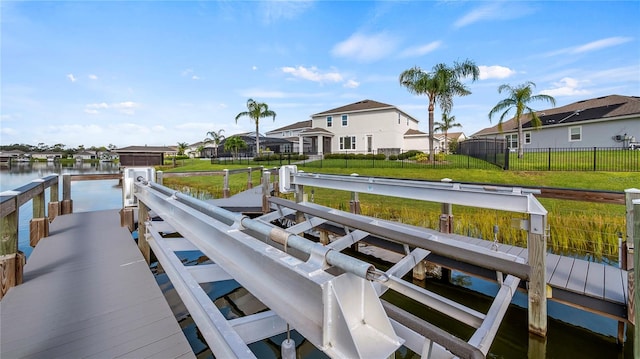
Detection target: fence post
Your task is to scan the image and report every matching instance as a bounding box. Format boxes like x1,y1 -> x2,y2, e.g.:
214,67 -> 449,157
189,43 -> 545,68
634,198 -> 640,359
223,169 -> 230,198
61,174 -> 73,214
528,213 -> 548,337
29,180 -> 49,247
593,147 -> 597,171
48,178 -> 59,222
504,147 -> 510,170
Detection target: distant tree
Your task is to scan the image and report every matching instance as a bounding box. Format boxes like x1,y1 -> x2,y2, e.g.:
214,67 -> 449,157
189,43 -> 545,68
107,144 -> 117,151
488,82 -> 556,158
196,145 -> 205,158
204,129 -> 225,158
235,99 -> 276,155
434,112 -> 462,154
177,142 -> 189,156
224,136 -> 247,159
399,59 -> 479,161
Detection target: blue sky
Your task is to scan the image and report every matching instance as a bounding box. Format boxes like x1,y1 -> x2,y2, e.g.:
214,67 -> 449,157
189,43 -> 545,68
1,0 -> 639,148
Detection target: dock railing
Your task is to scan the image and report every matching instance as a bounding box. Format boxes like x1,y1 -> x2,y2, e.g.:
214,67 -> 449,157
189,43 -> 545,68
157,166 -> 274,198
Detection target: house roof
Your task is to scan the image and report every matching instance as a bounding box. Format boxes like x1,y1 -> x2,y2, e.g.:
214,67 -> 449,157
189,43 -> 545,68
116,146 -> 176,153
404,129 -> 427,136
473,94 -> 640,136
268,120 -> 312,133
313,99 -> 395,116
299,127 -> 334,136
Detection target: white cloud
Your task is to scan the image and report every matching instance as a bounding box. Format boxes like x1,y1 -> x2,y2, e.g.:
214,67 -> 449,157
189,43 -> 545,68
540,77 -> 590,97
453,2 -> 534,28
478,65 -> 516,80
331,32 -> 398,63
260,1 -> 313,23
572,37 -> 633,54
84,101 -> 140,115
343,79 -> 360,89
281,66 -> 343,83
88,74 -> 98,80
67,73 -> 77,82
399,41 -> 442,58
252,66 -> 258,71
192,75 -> 200,80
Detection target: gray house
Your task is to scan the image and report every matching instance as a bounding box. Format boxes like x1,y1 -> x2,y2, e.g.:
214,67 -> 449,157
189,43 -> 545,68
472,95 -> 640,149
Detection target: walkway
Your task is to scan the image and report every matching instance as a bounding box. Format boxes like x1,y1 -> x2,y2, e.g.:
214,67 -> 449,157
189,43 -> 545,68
0,209 -> 194,359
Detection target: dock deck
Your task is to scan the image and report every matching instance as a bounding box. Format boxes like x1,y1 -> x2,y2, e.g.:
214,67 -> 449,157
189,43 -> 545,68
0,209 -> 194,359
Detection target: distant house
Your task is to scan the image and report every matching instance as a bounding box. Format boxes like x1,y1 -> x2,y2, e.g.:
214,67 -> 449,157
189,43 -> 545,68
434,132 -> 467,153
116,146 -> 176,166
30,152 -> 63,161
303,99 -> 423,155
265,120 -> 312,153
472,95 -> 640,149
73,151 -> 96,161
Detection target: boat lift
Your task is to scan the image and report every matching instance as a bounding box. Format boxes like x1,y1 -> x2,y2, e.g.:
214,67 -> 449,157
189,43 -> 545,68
131,165 -> 547,358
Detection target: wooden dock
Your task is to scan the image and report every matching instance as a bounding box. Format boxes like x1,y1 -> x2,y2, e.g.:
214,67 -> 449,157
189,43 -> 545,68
0,209 -> 194,358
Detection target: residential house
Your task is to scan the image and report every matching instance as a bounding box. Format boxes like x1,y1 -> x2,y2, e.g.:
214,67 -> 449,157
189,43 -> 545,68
265,120 -> 312,153
472,95 -> 640,149
302,99 -> 423,155
116,145 -> 176,166
30,152 -> 64,161
434,132 -> 467,153
73,151 -> 96,161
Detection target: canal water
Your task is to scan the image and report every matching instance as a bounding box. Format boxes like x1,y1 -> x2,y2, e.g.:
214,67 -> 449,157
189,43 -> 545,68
1,162 -> 633,358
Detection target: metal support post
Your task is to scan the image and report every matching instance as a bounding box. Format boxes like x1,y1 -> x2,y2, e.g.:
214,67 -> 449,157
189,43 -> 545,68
247,167 -> 253,189
262,171 -> 271,214
223,169 -> 230,198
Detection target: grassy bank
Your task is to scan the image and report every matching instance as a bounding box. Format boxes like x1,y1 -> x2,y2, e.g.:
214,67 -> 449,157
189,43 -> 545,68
159,159 -> 636,262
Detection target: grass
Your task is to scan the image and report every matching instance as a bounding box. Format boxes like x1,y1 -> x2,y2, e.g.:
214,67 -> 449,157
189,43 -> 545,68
158,159 -> 635,262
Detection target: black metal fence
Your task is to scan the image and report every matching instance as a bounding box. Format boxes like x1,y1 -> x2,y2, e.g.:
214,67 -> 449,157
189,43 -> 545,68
458,138 -> 508,169
505,147 -> 640,172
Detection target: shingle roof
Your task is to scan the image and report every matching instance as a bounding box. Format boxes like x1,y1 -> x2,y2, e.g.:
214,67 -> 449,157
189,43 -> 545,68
116,145 -> 176,153
268,120 -> 312,133
404,129 -> 427,136
312,99 -> 395,116
473,94 -> 640,136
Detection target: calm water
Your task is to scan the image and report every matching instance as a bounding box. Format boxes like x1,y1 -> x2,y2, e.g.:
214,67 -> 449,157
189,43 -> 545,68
1,163 -> 633,358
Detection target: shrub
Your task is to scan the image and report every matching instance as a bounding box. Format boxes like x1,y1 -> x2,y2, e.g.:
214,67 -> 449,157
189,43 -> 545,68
414,153 -> 429,162
398,150 -> 423,160
389,155 -> 398,161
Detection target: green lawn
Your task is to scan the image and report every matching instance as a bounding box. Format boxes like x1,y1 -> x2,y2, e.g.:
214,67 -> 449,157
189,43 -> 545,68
159,159 -> 636,262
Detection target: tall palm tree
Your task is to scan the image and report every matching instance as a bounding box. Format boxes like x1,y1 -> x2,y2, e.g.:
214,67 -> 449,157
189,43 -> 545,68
235,99 -> 276,155
434,112 -> 462,154
224,136 -> 247,159
488,82 -> 556,159
204,129 -> 225,158
399,59 -> 479,161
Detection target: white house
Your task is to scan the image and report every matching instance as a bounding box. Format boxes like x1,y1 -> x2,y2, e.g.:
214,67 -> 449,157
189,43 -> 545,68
265,120 -> 312,153
472,95 -> 640,149
301,99 -> 423,155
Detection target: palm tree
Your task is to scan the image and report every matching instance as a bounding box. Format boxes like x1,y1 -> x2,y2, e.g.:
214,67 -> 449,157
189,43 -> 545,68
224,136 -> 247,159
177,142 -> 189,156
235,99 -> 276,155
488,82 -> 556,159
204,129 -> 225,158
399,59 -> 479,161
434,112 -> 462,154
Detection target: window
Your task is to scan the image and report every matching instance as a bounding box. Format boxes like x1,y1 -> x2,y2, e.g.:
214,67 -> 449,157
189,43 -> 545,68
341,114 -> 348,127
505,134 -> 518,149
524,132 -> 531,144
569,126 -> 582,142
327,116 -> 332,127
339,136 -> 356,150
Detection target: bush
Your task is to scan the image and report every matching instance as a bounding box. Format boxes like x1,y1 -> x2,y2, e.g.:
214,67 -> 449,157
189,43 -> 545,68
388,154 -> 398,161
323,153 -> 386,160
414,153 -> 429,162
398,150 -> 423,160
253,153 -> 308,162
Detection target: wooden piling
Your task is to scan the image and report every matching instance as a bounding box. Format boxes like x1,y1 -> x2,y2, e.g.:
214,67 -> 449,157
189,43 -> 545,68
61,174 -> 73,214
633,199 -> 640,359
138,201 -> 151,264
29,183 -> 48,247
48,179 -> 59,222
262,171 -> 271,214
223,169 -> 230,198
247,167 -> 253,189
528,213 -> 548,337
120,207 -> 135,232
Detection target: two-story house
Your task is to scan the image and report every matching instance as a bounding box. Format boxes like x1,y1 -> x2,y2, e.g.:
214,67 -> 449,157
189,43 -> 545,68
300,99 -> 423,155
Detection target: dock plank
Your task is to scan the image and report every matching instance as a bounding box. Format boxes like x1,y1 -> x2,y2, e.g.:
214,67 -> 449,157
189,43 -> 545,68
604,264 -> 626,304
584,262 -> 605,299
566,259 -> 589,294
549,256 -> 574,288
0,209 -> 194,359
